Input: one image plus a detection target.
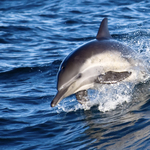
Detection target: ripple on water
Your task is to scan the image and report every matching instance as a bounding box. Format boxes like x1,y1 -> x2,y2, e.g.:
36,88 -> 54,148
0,0 -> 150,149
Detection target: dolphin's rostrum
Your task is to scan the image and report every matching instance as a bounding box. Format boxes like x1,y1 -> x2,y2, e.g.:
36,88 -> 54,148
51,18 -> 144,107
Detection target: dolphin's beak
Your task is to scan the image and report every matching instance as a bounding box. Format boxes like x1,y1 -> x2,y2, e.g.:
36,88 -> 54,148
51,88 -> 68,107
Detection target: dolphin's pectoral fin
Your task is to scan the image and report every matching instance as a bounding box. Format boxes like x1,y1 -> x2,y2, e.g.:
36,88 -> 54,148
75,90 -> 89,104
95,71 -> 132,84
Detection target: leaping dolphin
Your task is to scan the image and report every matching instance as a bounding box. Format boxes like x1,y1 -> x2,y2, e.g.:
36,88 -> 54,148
51,18 -> 144,107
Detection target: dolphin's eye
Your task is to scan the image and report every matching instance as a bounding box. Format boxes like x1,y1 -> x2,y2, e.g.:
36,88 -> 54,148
77,73 -> 82,79
61,66 -> 65,70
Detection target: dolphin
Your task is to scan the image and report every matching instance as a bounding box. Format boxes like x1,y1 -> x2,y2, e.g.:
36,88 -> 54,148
51,18 -> 144,107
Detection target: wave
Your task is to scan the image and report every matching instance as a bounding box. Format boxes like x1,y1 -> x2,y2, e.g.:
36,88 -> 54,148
0,60 -> 61,83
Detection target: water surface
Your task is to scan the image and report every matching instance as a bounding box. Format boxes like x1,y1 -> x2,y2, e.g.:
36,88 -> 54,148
0,0 -> 150,149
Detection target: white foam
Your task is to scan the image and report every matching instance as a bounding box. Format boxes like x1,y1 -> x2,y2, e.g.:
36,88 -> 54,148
55,82 -> 134,113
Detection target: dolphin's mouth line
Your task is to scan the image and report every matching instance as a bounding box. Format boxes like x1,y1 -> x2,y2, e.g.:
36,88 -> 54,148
51,87 -> 68,107
52,75 -> 100,107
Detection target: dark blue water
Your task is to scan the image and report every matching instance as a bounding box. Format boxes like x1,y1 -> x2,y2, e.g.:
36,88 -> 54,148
1,0 -> 150,149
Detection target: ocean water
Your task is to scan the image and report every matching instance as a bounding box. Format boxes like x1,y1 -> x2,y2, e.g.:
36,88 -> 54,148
1,0 -> 150,149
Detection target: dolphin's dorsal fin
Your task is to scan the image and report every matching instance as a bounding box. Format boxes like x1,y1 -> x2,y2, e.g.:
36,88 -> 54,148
96,18 -> 112,39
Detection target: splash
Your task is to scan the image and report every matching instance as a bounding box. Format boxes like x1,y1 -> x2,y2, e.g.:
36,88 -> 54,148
55,83 -> 130,113
56,38 -> 150,113
95,83 -> 134,112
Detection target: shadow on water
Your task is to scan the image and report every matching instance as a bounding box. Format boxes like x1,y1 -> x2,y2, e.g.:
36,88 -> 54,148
50,79 -> 150,149
76,79 -> 150,149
